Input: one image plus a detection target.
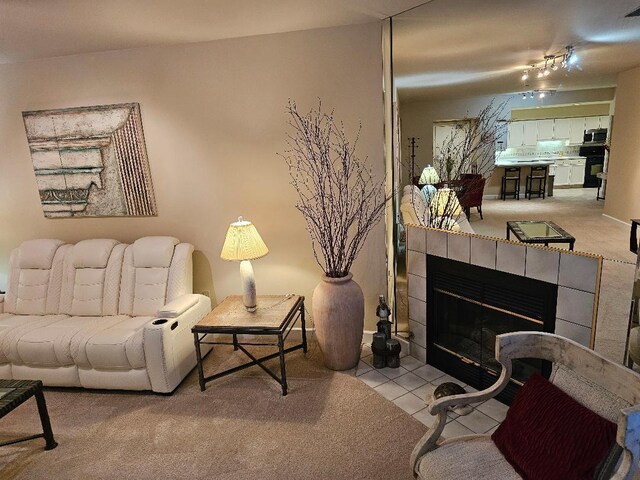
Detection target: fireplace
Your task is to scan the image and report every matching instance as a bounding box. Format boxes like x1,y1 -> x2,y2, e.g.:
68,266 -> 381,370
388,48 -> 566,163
426,255 -> 557,404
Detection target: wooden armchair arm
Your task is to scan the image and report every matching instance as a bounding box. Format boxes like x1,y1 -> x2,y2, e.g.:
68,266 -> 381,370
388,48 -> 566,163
409,362 -> 513,476
409,411 -> 447,476
427,366 -> 512,415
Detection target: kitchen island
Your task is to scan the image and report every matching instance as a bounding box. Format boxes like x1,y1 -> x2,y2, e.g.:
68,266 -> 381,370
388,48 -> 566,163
494,155 -> 587,189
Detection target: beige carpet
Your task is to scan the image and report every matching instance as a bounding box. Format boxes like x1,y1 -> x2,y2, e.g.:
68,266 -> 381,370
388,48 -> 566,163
0,340 -> 427,480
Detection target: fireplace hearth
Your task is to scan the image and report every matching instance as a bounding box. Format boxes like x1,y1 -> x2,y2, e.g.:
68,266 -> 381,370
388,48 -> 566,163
426,255 -> 557,404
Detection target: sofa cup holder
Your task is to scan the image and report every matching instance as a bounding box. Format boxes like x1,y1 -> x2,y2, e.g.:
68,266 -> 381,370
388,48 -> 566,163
152,319 -> 179,330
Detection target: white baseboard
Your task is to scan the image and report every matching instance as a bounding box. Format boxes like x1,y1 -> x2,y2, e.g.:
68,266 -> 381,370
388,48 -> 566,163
602,213 -> 631,226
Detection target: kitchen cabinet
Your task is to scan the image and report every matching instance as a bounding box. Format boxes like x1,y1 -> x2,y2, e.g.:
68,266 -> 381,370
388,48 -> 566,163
569,159 -> 586,186
585,116 -> 600,130
537,119 -> 554,140
569,117 -> 585,144
523,121 -> 538,146
553,158 -> 586,186
508,122 -> 524,147
554,163 -> 571,186
554,118 -> 570,139
599,116 -> 611,133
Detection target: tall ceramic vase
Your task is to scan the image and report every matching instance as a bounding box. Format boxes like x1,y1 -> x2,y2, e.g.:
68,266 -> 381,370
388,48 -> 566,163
312,273 -> 364,371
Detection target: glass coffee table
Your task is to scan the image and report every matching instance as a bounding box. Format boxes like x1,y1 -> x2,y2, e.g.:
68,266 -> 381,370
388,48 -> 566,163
506,220 -> 575,251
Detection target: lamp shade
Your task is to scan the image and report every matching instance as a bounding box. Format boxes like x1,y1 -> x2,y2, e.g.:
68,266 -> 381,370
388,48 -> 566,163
420,184 -> 437,205
431,188 -> 462,217
220,217 -> 269,261
419,165 -> 440,185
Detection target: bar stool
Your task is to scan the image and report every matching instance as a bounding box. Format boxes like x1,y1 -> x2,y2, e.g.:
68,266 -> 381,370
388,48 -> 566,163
526,165 -> 548,199
500,167 -> 521,200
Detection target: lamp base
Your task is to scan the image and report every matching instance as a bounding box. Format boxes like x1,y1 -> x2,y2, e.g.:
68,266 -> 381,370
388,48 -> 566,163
239,260 -> 257,312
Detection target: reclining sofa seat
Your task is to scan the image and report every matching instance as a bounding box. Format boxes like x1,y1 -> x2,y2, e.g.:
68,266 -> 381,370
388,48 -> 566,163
0,237 -> 211,393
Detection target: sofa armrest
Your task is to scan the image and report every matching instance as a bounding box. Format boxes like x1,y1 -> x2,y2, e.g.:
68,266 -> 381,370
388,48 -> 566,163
157,295 -> 198,318
144,294 -> 212,393
0,294 -> 4,314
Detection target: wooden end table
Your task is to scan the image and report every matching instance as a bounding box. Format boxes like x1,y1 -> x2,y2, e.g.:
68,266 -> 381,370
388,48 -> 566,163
192,295 -> 306,396
0,379 -> 58,450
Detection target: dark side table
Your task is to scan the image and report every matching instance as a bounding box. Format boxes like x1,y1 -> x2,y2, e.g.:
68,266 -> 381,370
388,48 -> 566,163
192,295 -> 306,396
0,379 -> 58,450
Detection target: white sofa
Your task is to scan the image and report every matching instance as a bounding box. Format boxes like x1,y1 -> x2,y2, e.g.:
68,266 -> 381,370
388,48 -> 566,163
0,236 -> 211,393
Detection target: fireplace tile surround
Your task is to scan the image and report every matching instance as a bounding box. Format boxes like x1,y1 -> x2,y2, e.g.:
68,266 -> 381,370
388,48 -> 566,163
406,225 -> 602,364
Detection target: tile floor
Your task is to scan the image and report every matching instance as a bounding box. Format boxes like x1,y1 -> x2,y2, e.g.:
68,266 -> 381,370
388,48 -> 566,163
354,344 -> 509,438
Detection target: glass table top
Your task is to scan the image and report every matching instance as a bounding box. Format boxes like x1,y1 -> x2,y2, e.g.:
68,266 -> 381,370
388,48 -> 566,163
515,221 -> 563,238
507,221 -> 573,241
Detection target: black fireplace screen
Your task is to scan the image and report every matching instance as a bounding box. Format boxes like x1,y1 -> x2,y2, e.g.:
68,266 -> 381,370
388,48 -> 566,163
426,255 -> 557,404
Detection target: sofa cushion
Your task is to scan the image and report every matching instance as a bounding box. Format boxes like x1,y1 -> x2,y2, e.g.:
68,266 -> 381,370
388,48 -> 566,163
15,316 -> 121,368
133,237 -> 179,268
0,314 -> 68,364
17,239 -> 64,269
59,240 -> 125,317
69,315 -> 132,368
417,437 -> 520,479
5,240 -> 68,315
71,239 -> 118,268
84,316 -> 152,370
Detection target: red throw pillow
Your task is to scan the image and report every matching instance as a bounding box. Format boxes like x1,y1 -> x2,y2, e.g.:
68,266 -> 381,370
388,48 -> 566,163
491,373 -> 617,480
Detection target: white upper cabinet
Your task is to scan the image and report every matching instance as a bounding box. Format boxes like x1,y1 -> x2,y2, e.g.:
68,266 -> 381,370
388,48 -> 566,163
569,117 -> 585,144
554,118 -> 570,139
585,116 -> 600,130
522,121 -> 538,146
537,119 -> 554,140
502,115 -> 611,149
599,116 -> 611,132
508,121 -> 524,147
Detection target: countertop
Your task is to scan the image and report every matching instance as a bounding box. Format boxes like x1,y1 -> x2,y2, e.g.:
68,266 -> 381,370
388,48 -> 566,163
495,155 -> 586,167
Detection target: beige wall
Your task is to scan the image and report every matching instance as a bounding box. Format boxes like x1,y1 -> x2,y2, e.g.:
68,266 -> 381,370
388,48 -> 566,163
0,23 -> 387,330
604,67 -> 640,224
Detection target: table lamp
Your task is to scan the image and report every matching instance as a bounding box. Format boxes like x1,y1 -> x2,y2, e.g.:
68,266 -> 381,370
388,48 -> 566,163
220,216 -> 269,312
431,187 -> 462,217
419,165 -> 440,185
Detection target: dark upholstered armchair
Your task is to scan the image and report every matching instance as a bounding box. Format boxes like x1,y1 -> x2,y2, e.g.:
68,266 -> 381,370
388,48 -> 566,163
458,173 -> 486,220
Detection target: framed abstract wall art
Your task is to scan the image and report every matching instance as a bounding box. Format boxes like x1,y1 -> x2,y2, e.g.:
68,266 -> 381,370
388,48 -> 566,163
22,103 -> 157,218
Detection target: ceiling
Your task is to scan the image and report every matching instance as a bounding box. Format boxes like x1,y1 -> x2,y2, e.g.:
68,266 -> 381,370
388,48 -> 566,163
0,0 -> 427,64
393,0 -> 640,101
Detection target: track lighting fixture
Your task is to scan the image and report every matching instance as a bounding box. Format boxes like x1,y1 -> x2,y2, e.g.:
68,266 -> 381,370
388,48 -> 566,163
521,46 -> 577,81
520,90 -> 555,100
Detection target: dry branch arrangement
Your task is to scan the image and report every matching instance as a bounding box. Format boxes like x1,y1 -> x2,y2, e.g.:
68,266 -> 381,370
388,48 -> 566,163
280,100 -> 388,278
407,98 -> 509,230
434,98 -> 509,184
